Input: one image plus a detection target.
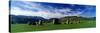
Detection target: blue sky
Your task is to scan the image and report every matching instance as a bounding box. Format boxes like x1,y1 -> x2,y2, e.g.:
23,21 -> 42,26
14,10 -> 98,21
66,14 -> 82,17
10,1 -> 96,19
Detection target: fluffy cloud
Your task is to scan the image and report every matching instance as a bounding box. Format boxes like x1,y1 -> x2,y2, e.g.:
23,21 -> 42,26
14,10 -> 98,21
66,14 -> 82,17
11,7 -> 68,19
10,1 -> 95,19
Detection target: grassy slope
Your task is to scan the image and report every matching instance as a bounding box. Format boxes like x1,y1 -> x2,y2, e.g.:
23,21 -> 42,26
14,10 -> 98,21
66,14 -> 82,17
11,20 -> 96,32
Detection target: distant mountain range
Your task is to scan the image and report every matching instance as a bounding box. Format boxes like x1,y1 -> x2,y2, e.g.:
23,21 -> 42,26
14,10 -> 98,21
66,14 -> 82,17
9,15 -> 47,24
9,15 -> 96,24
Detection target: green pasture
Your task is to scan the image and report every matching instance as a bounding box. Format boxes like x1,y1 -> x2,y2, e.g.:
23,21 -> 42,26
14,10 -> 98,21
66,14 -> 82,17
10,19 -> 96,32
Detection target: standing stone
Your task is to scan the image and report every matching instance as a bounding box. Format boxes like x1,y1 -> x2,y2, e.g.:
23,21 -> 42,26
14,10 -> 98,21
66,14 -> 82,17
52,19 -> 55,24
38,20 -> 43,25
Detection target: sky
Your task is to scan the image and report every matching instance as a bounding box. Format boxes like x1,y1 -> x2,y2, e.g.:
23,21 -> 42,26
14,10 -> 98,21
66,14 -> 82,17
9,1 -> 96,19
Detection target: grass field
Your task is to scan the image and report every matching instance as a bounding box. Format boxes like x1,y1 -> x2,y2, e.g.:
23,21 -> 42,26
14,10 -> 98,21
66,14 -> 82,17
10,19 -> 96,32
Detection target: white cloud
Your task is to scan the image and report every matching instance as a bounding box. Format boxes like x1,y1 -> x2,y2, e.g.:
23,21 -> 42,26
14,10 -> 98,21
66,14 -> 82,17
56,8 -> 72,13
22,1 -> 41,8
11,7 -> 68,19
11,6 -> 84,19
10,1 -> 85,19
